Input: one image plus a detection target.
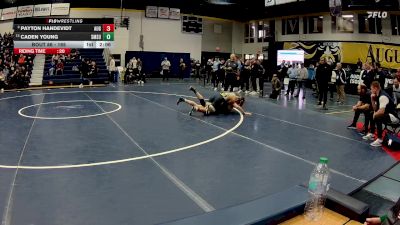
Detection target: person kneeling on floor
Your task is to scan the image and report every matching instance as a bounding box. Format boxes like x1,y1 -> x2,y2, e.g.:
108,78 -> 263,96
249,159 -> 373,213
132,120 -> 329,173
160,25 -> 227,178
347,84 -> 374,136
369,81 -> 400,147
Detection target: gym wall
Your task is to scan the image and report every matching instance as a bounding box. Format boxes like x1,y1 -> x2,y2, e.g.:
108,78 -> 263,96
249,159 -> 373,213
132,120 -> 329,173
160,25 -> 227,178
242,12 -> 400,55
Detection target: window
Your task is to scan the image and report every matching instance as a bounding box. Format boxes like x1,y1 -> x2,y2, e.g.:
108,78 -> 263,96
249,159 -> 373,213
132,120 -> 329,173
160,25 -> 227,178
303,16 -> 323,34
332,14 -> 354,33
358,14 -> 382,34
244,22 -> 256,43
391,15 -> 400,35
257,20 -> 274,42
282,17 -> 300,35
245,54 -> 255,60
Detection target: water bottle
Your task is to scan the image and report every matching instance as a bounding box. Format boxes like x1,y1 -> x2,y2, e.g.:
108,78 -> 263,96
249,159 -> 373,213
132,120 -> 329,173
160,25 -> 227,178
304,157 -> 330,221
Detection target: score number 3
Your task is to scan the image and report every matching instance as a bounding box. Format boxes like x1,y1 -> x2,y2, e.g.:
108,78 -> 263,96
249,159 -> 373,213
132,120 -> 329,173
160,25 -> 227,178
102,24 -> 115,32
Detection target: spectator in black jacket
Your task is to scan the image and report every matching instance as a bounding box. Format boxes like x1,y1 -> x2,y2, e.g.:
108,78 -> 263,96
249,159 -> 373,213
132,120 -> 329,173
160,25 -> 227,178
362,63 -> 375,89
316,58 -> 332,110
375,63 -> 391,95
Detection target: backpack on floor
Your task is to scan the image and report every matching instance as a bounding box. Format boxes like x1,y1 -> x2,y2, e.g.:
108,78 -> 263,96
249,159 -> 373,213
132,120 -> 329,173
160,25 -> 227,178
383,132 -> 400,151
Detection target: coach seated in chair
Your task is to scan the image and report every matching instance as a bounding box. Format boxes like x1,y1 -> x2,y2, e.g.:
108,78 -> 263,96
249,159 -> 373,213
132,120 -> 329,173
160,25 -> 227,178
347,84 -> 373,136
369,81 -> 400,147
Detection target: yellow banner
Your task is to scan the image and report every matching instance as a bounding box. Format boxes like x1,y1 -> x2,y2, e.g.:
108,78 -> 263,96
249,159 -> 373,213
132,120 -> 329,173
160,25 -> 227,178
341,43 -> 400,69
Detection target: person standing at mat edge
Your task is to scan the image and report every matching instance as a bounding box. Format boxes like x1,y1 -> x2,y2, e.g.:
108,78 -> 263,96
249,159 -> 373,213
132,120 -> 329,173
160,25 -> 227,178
316,58 -> 332,110
161,57 -> 171,81
224,54 -> 239,92
109,55 -> 117,83
334,63 -> 347,105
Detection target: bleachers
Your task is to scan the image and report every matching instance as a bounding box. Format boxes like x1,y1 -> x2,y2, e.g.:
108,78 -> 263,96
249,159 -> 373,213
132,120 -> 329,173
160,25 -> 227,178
42,49 -> 109,85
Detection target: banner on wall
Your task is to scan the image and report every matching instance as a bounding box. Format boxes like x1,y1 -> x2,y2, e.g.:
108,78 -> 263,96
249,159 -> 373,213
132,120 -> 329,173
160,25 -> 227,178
341,43 -> 400,69
158,7 -> 169,19
1,7 -> 17,20
145,6 -> 158,18
284,41 -> 400,69
265,0 -> 276,6
17,5 -> 33,18
34,4 -> 51,17
169,8 -> 180,20
50,3 -> 70,16
283,42 -> 342,63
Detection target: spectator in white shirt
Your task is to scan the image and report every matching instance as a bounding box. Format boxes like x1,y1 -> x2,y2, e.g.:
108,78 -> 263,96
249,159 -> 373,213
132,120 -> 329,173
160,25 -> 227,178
161,57 -> 171,81
295,63 -> 308,99
109,55 -> 116,83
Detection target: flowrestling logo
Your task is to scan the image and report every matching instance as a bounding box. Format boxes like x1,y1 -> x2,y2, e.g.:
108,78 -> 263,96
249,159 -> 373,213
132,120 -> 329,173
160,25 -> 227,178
367,11 -> 388,18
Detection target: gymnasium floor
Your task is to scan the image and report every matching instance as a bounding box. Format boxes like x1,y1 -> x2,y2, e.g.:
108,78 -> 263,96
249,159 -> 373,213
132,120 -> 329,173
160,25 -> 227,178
0,81 -> 398,225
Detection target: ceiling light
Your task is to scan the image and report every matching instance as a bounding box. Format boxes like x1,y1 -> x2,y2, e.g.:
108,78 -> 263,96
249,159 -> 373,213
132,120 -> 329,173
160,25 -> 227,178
342,15 -> 354,18
206,0 -> 236,5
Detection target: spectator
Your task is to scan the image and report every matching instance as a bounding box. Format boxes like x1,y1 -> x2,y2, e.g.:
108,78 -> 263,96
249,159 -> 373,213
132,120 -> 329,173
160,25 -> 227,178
270,74 -> 282,99
137,58 -> 145,84
286,64 -> 298,96
364,197 -> 399,225
49,61 -> 56,76
393,78 -> 400,107
241,60 -> 251,93
56,59 -> 64,75
161,57 -> 171,81
224,54 -> 239,92
194,60 -> 201,78
0,70 -> 6,92
278,60 -> 288,83
334,63 -> 347,104
206,59 -> 213,83
212,58 -> 220,90
370,81 -> 399,147
70,49 -> 80,60
250,59 -> 263,95
131,57 -> 138,76
362,63 -> 375,89
79,58 -> 89,78
375,63 -> 390,95
256,60 -> 266,97
51,54 -> 59,63
396,69 -> 400,81
88,61 -> 98,77
109,55 -> 116,82
17,54 -> 25,65
295,63 -> 308,99
316,58 -> 332,110
137,58 -> 142,74
179,58 -> 186,80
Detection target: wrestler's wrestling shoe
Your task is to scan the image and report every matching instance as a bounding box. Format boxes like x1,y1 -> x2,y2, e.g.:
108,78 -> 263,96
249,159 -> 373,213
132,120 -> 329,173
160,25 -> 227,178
177,97 -> 185,105
189,86 -> 196,93
189,107 -> 195,116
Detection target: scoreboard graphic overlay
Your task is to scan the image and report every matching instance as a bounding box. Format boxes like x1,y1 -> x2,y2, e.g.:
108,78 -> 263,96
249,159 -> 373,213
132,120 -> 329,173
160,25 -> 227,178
13,18 -> 115,54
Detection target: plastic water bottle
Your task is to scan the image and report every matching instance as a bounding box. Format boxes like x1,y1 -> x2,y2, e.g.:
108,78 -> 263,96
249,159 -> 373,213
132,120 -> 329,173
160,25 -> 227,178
304,157 -> 330,221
